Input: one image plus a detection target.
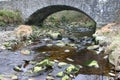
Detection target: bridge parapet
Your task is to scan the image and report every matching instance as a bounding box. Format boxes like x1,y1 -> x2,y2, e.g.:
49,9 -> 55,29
0,0 -> 120,27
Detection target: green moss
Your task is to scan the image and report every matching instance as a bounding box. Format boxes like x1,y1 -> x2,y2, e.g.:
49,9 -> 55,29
0,9 -> 23,26
56,71 -> 64,77
36,59 -> 54,67
62,75 -> 70,80
83,60 -> 99,68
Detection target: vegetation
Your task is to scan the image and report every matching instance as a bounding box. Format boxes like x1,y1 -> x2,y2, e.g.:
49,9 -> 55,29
0,9 -> 23,26
43,10 -> 95,28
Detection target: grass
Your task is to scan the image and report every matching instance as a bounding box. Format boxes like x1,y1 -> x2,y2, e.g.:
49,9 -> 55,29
0,9 -> 23,26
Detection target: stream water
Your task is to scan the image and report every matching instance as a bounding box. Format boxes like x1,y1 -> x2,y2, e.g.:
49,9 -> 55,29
0,26 -> 114,80
32,42 -> 112,80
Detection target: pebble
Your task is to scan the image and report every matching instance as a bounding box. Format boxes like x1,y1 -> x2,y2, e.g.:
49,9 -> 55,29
87,45 -> 99,50
66,58 -> 74,62
42,38 -> 51,41
20,50 -> 31,55
46,75 -> 54,80
46,44 -> 53,47
54,60 -> 59,63
103,55 -> 108,59
62,38 -> 70,43
109,72 -> 115,77
77,65 -> 83,68
56,42 -> 65,47
42,52 -> 47,54
58,62 -> 67,67
28,79 -> 34,80
11,75 -> 18,80
69,43 -> 75,47
0,46 -> 6,50
69,74 -> 75,78
64,49 -> 70,53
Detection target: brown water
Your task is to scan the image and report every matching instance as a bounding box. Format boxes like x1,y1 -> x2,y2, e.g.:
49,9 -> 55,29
33,45 -> 112,75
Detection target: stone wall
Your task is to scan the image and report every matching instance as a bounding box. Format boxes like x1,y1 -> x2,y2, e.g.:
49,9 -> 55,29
0,0 -> 120,26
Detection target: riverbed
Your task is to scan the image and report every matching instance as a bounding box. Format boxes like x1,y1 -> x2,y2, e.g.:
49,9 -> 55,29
0,25 -> 114,80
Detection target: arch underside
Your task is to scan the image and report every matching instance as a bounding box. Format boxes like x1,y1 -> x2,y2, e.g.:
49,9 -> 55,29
25,5 -> 96,27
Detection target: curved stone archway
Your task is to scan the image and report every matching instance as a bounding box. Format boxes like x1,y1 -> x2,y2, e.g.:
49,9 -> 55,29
0,0 -> 120,26
25,5 -> 96,27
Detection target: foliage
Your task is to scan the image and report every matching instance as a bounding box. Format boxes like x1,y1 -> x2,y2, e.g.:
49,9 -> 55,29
0,9 -> 23,26
28,30 -> 42,41
0,22 -> 6,26
43,10 -> 95,28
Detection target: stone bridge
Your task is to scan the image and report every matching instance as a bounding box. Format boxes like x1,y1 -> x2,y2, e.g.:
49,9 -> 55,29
0,0 -> 120,27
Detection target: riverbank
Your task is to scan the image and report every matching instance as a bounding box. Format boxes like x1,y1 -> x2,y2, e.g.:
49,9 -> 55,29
95,22 -> 120,79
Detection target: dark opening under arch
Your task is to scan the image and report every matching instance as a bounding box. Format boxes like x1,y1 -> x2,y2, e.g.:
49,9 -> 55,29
25,5 -> 96,27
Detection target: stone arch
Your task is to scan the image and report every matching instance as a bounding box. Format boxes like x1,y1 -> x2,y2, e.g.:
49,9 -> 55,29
25,5 -> 96,27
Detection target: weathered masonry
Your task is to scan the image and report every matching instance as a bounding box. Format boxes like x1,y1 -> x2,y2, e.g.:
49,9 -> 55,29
0,0 -> 120,26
